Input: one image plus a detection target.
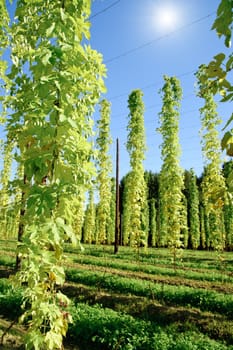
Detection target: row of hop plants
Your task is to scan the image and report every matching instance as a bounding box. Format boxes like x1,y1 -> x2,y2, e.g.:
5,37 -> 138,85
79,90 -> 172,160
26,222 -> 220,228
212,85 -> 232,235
1,162 -> 233,251
1,59 -> 233,255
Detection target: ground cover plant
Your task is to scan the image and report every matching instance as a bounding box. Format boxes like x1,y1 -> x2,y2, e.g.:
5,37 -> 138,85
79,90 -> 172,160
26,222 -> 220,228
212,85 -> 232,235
0,242 -> 233,349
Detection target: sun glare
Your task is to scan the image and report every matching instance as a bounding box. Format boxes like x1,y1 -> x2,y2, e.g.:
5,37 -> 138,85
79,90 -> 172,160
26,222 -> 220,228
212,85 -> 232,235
153,5 -> 180,32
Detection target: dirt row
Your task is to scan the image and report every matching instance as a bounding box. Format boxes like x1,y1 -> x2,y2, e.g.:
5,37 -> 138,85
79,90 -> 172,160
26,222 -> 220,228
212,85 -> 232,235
61,281 -> 233,345
66,261 -> 233,294
1,261 -> 233,348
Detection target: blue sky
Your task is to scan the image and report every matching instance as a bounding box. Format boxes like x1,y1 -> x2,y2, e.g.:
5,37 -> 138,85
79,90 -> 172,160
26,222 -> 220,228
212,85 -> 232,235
90,0 -> 232,178
0,1 -> 231,179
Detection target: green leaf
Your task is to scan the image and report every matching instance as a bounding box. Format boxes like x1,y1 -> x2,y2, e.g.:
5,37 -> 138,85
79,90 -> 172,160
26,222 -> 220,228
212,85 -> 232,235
60,8 -> 66,21
46,22 -> 55,36
221,130 -> 233,155
40,76 -> 49,83
54,80 -> 61,91
214,53 -> 225,63
41,51 -> 52,65
226,54 -> 233,71
222,112 -> 233,130
67,117 -> 77,128
221,92 -> 233,102
227,171 -> 233,191
11,55 -> 19,67
59,113 -> 67,123
212,0 -> 232,48
225,35 -> 231,48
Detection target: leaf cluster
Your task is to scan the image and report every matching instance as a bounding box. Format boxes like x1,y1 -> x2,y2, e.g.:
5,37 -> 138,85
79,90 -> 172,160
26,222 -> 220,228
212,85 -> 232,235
203,1 -> 233,157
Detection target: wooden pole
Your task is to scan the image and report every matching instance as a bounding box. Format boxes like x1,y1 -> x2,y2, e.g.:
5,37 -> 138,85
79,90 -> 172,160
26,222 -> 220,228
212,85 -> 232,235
114,138 -> 120,254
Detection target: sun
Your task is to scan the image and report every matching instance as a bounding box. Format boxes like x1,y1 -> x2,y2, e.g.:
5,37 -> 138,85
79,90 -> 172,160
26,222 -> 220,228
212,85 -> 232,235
154,5 -> 180,32
158,8 -> 176,28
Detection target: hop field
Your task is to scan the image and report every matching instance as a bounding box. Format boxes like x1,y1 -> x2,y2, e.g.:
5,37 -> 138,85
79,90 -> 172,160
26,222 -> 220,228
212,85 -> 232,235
0,240 -> 233,349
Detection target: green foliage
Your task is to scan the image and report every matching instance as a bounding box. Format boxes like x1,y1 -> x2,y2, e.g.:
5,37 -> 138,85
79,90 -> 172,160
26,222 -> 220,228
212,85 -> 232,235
158,76 -> 184,260
1,243 -> 233,349
212,0 -> 233,47
107,177 -> 116,244
125,90 -> 148,248
199,205 -> 206,248
83,188 -> 96,244
223,202 -> 233,249
187,169 -> 201,249
73,254 -> 233,284
96,99 -> 112,244
0,0 -> 11,99
121,164 -> 233,250
1,0 -> 106,348
67,240 -> 233,271
197,65 -> 227,250
70,303 -> 151,350
0,279 -> 23,319
148,199 -> 157,246
69,302 -> 232,350
0,140 -> 15,239
0,254 -> 15,267
121,172 -> 131,246
204,0 -> 233,156
66,268 -> 233,317
14,218 -> 75,349
144,171 -> 159,201
224,160 -> 233,198
70,191 -> 85,240
223,161 -> 233,248
221,128 -> 233,157
0,279 -> 231,350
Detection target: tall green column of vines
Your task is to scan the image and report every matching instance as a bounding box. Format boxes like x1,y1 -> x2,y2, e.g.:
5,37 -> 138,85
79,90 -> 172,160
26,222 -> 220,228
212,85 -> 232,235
2,1 -> 106,349
158,76 -> 184,261
122,172 -> 131,246
83,188 -> 96,244
0,140 -> 14,238
223,161 -> 233,249
108,177 -> 116,244
188,169 -> 200,249
197,65 -> 226,250
96,99 -> 112,244
0,1 -> 12,239
126,90 -> 148,248
149,198 -> 157,247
